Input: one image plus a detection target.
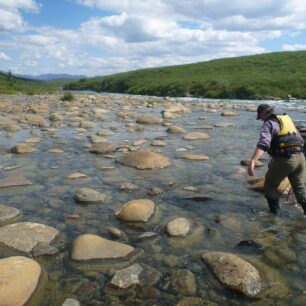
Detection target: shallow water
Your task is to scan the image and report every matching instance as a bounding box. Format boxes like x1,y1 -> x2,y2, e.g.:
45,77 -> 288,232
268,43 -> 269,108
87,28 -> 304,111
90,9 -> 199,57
0,94 -> 306,305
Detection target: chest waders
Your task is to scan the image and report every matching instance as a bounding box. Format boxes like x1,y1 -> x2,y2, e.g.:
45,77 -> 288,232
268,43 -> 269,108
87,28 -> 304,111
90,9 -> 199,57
266,115 -> 304,214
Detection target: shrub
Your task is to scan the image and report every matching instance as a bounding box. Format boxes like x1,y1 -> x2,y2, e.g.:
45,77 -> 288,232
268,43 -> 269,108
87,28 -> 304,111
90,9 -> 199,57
60,91 -> 75,101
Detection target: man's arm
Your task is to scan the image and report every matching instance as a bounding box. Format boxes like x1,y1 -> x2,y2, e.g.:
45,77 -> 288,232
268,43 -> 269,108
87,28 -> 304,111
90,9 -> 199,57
248,147 -> 265,176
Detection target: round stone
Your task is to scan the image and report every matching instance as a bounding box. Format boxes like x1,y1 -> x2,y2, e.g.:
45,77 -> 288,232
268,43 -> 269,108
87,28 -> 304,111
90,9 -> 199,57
0,256 -> 42,306
166,218 -> 192,236
117,151 -> 171,170
115,199 -> 155,222
74,188 -> 107,204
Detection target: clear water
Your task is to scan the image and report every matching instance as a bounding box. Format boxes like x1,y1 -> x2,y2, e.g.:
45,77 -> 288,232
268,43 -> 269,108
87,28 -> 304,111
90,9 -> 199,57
0,94 -> 306,305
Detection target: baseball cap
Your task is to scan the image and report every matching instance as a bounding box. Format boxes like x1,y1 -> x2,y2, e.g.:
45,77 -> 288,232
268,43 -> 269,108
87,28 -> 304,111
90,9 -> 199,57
256,104 -> 274,120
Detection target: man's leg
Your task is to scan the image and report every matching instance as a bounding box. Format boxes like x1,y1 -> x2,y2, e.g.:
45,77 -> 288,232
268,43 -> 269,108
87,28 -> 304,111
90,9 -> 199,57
264,157 -> 292,213
288,153 -> 306,214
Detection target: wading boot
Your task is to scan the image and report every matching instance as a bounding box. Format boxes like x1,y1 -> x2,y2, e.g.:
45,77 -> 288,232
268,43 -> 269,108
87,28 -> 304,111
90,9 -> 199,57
266,198 -> 280,214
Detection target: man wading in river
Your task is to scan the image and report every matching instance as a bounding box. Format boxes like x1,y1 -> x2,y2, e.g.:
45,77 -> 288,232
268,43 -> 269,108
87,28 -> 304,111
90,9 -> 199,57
248,103 -> 306,215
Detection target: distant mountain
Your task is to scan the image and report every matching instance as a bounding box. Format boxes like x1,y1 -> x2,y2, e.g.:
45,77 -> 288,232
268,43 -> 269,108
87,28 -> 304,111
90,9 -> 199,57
15,73 -> 87,81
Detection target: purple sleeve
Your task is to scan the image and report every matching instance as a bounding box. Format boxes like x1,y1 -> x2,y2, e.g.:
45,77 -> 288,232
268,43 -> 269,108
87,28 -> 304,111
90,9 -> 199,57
256,120 -> 279,151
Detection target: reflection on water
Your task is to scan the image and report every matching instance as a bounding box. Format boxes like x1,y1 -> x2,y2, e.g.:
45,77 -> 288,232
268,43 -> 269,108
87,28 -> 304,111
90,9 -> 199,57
0,94 -> 306,305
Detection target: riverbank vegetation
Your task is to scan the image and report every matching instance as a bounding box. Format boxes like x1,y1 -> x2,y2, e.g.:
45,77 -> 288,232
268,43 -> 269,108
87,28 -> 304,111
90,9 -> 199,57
0,71 -> 77,94
64,51 -> 306,99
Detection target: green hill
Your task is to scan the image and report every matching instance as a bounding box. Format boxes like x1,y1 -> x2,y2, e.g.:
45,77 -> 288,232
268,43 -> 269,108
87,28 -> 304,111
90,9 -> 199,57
64,51 -> 306,99
0,71 -> 79,94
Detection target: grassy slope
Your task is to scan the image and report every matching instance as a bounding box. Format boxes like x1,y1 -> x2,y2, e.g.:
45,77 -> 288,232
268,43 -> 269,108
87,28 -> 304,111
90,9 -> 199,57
65,51 -> 306,99
0,72 -> 78,94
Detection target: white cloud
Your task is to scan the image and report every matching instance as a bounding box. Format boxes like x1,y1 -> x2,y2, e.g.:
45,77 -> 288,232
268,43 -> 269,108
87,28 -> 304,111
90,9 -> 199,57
0,51 -> 10,60
2,0 -> 306,75
282,44 -> 306,51
0,0 -> 40,32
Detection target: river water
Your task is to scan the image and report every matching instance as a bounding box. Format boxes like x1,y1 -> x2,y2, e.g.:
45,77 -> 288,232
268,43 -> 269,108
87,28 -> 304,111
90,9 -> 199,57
0,94 -> 306,305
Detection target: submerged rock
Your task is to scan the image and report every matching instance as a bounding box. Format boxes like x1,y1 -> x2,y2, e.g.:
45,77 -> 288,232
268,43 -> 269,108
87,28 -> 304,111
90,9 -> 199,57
166,218 -> 191,236
111,264 -> 143,288
136,115 -> 163,124
181,154 -> 209,161
171,269 -> 197,295
67,172 -> 88,179
62,298 -> 81,306
89,142 -> 117,154
71,234 -> 134,260
74,188 -> 107,204
240,159 -> 264,167
202,252 -> 265,297
11,143 -> 38,154
0,174 -> 32,188
183,132 -> 210,140
115,199 -> 155,222
0,204 -> 20,226
0,256 -> 44,306
221,111 -> 240,116
166,125 -> 187,133
117,151 -> 171,170
0,222 -> 59,253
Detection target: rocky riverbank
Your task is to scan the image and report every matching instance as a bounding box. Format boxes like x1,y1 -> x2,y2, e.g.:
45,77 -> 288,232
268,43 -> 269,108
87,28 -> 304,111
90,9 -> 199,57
0,94 -> 305,305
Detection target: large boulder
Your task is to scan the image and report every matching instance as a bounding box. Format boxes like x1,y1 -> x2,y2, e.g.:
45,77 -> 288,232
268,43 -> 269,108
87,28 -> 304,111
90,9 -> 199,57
0,256 -> 44,306
117,151 -> 171,170
202,252 -> 265,297
71,234 -> 134,260
115,199 -> 155,222
0,222 -> 59,253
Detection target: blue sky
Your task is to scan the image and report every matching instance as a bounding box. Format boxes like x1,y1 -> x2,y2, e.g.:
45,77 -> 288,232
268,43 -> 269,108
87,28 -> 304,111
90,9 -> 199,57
0,0 -> 305,76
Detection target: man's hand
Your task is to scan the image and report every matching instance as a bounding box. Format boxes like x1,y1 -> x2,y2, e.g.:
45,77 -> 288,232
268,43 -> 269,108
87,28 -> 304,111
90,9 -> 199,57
248,160 -> 255,176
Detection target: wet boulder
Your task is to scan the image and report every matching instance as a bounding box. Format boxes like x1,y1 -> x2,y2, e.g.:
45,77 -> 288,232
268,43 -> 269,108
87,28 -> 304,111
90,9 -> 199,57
0,256 -> 45,306
202,252 -> 265,297
0,222 -> 59,253
71,234 -> 134,260
117,151 -> 171,170
115,199 -> 155,222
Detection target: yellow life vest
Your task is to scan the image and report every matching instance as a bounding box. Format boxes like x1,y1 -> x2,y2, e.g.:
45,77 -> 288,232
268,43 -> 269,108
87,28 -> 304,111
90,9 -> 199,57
270,114 -> 304,156
276,115 -> 298,137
